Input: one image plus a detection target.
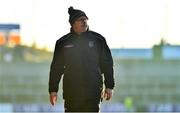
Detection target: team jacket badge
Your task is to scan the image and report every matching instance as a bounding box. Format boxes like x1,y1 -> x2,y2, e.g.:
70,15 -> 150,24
89,41 -> 94,48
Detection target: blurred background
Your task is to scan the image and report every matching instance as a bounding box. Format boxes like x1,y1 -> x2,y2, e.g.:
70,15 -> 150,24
0,0 -> 180,112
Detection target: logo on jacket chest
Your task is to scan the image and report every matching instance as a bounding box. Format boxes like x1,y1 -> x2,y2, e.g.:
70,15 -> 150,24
88,41 -> 94,48
64,44 -> 74,48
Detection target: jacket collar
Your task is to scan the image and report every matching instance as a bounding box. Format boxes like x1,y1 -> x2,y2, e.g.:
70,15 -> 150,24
70,27 -> 89,35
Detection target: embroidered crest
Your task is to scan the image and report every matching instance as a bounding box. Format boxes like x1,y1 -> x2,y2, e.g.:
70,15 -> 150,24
89,41 -> 94,48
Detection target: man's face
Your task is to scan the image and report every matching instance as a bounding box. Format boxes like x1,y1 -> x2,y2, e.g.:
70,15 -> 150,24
72,16 -> 88,33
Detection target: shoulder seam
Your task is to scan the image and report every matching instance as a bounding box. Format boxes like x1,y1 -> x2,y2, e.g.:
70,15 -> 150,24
57,33 -> 72,43
89,31 -> 105,41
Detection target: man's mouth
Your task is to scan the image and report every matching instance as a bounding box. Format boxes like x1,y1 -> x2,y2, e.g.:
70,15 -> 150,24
82,23 -> 87,27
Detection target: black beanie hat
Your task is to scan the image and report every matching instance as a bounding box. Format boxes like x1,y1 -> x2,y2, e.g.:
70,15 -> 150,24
68,6 -> 88,25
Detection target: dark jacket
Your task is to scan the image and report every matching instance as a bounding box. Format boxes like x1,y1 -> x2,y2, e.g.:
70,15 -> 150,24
49,29 -> 114,101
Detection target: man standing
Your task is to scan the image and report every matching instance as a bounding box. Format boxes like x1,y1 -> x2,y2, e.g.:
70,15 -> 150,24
49,6 -> 115,112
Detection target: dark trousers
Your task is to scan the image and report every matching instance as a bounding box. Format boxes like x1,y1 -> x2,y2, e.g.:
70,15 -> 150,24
64,99 -> 100,112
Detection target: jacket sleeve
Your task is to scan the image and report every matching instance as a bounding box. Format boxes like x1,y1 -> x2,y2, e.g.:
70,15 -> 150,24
49,40 -> 64,93
100,39 -> 115,89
